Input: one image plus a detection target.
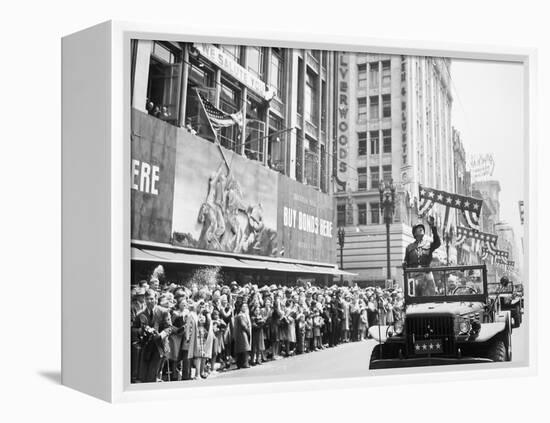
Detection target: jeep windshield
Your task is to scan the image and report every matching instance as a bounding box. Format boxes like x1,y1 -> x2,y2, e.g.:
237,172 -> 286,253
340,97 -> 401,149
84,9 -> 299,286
404,265 -> 487,303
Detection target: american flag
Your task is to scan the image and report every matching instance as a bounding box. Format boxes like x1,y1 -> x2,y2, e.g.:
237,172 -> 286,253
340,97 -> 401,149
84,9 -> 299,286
196,89 -> 242,130
418,185 -> 483,232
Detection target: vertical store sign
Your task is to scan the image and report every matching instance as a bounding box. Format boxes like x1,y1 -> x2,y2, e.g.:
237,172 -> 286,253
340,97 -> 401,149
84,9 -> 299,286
335,52 -> 349,191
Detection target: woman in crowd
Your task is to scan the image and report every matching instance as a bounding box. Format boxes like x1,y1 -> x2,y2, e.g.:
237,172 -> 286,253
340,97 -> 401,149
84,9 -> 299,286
210,309 -> 227,372
187,301 -> 213,379
234,303 -> 252,369
250,304 -> 266,365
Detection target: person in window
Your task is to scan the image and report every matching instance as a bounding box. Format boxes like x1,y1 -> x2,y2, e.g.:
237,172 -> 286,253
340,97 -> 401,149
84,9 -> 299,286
404,216 -> 441,296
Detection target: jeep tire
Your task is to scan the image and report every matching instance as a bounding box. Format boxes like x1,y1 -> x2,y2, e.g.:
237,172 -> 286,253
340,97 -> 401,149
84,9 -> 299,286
487,338 -> 507,362
370,344 -> 383,368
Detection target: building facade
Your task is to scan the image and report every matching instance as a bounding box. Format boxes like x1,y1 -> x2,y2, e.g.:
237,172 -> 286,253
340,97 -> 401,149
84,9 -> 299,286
131,41 -> 335,193
333,53 -> 454,286
453,128 -> 476,265
130,40 -> 345,285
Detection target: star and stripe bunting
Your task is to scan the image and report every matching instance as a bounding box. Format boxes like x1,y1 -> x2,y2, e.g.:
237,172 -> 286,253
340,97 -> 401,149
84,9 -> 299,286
455,226 -> 498,257
480,246 -> 489,261
418,185 -> 483,232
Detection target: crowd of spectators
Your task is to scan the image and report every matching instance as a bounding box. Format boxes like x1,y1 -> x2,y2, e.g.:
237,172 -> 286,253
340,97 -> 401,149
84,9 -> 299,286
131,265 -> 404,383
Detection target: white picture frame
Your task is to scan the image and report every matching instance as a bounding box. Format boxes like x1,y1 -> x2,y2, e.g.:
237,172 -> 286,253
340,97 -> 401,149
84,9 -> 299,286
61,20 -> 537,403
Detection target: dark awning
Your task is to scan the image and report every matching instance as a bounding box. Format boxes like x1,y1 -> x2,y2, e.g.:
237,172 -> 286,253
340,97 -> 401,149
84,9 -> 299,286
131,247 -> 356,276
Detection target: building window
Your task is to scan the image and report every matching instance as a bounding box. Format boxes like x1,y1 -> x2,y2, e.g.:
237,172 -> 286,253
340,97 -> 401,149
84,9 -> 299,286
370,166 -> 380,189
358,63 -> 367,88
146,42 -> 183,125
358,203 -> 367,225
356,97 -> 367,121
358,167 -> 367,191
369,62 -> 379,88
358,97 -> 367,121
370,202 -> 380,224
310,50 -> 321,62
382,94 -> 391,118
269,48 -> 284,100
297,58 -> 304,115
383,164 -> 392,182
337,204 -> 346,227
358,132 -> 367,156
382,60 -> 391,86
321,80 -> 327,129
369,95 -> 379,120
382,129 -> 392,153
305,70 -> 318,124
221,45 -> 241,63
370,130 -> 379,154
219,80 -> 241,151
247,46 -> 264,80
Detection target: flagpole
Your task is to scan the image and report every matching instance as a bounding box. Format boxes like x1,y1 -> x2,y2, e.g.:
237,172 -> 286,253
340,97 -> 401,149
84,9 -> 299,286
194,88 -> 230,172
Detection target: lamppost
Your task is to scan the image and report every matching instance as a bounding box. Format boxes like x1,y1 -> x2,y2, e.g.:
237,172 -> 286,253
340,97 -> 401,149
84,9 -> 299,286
379,179 -> 396,282
337,226 -> 346,284
444,227 -> 454,265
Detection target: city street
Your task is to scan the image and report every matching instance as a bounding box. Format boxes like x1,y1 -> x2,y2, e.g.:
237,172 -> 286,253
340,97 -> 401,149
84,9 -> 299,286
211,323 -> 528,382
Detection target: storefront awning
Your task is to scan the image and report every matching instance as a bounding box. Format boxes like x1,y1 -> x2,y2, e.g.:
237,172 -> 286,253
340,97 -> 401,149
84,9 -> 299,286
131,247 -> 355,276
131,247 -> 244,268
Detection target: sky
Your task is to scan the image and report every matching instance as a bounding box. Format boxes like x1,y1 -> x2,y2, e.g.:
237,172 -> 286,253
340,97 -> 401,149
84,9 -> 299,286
450,59 -> 525,269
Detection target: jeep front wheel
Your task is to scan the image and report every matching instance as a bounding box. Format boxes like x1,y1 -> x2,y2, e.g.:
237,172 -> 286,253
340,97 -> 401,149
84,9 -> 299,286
487,339 -> 507,362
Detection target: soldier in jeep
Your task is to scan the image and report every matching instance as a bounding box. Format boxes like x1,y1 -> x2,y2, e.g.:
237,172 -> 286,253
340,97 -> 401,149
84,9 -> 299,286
404,215 -> 441,296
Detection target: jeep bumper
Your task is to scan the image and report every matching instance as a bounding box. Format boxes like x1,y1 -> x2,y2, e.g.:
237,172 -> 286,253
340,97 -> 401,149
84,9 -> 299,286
370,356 -> 494,369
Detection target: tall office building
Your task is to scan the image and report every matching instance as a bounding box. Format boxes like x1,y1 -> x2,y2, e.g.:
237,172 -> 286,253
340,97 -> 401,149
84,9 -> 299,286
333,53 -> 454,286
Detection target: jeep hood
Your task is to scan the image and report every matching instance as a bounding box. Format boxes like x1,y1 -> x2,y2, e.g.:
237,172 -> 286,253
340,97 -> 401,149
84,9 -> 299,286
406,302 -> 484,316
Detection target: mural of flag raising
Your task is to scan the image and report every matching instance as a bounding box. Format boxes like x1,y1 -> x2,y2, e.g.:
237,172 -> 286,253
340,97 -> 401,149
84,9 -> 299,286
418,185 -> 483,232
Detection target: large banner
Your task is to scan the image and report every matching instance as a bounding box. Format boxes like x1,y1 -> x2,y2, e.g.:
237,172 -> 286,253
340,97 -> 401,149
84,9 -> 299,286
277,176 -> 335,263
132,111 -> 336,263
131,110 -> 177,243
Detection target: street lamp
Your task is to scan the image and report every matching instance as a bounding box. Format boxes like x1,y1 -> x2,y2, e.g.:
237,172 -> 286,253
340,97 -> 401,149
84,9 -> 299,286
379,179 -> 396,282
444,227 -> 454,265
337,226 -> 346,284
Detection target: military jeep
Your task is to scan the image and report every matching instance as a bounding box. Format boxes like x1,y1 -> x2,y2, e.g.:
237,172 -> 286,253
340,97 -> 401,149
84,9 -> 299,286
488,279 -> 523,329
369,264 -> 512,369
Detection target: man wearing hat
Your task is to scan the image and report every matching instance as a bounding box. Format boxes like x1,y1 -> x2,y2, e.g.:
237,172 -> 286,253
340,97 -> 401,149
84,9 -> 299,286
404,215 -> 440,295
404,216 -> 440,268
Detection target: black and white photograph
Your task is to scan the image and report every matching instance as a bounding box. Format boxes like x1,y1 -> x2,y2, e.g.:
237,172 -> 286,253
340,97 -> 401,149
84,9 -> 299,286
129,40 -> 527,384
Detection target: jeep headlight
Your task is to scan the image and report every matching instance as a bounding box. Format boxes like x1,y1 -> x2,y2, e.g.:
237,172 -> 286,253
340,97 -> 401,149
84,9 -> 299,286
458,320 -> 471,335
394,320 -> 404,335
